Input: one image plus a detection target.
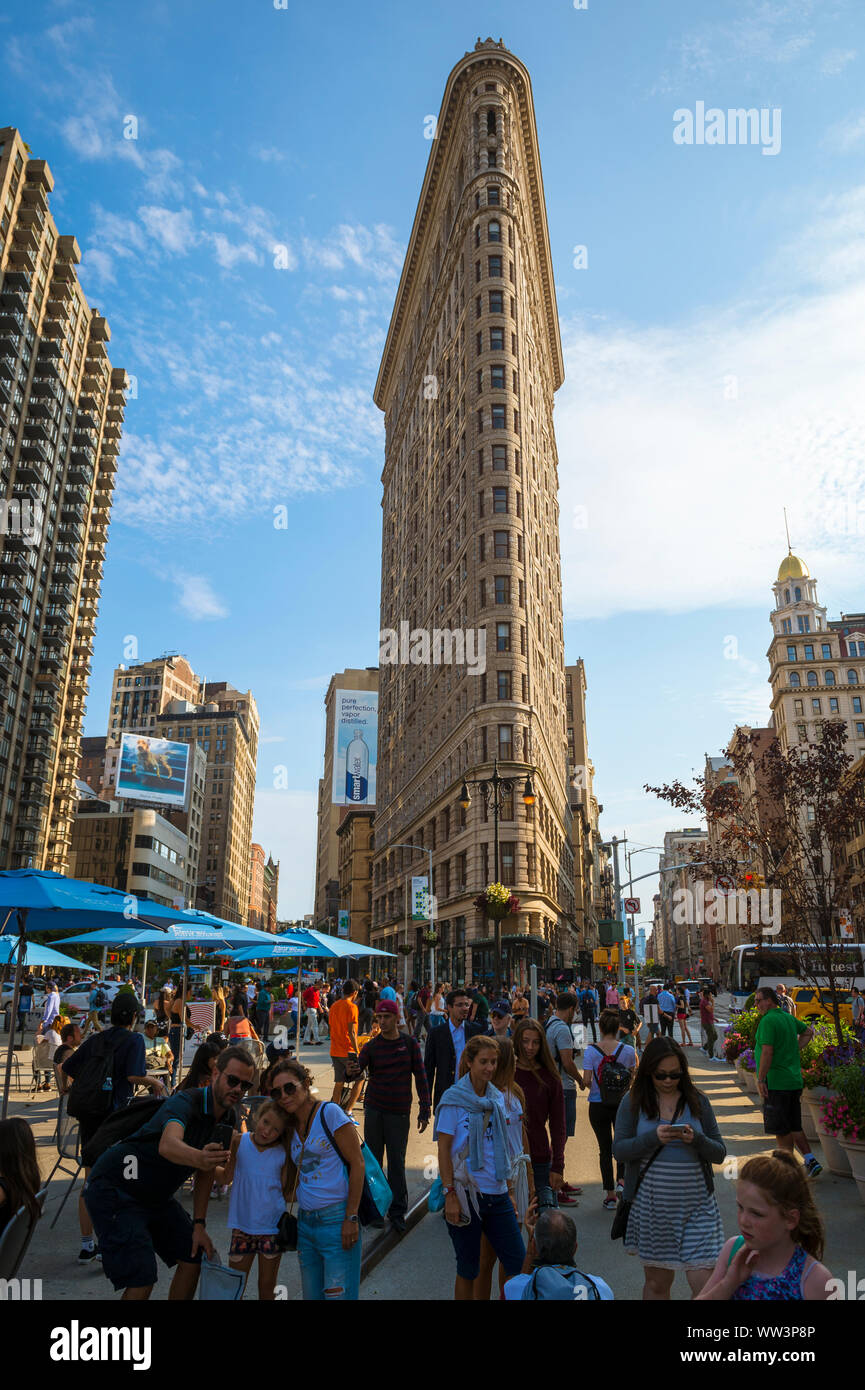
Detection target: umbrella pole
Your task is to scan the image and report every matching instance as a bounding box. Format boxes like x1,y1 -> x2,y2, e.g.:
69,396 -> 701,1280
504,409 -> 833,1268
296,960 -> 301,1057
1,910 -> 27,1122
178,945 -> 190,1087
140,949 -> 149,1010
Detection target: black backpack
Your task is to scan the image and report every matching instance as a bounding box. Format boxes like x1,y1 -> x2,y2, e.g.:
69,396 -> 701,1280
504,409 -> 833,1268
595,1043 -> 631,1107
81,1095 -> 166,1168
66,1029 -> 128,1121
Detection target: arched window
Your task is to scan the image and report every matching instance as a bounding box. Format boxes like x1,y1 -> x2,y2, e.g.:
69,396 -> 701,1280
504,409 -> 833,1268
789,672 -> 801,687
785,589 -> 791,603
848,670 -> 859,685
795,586 -> 802,601
806,671 -> 818,687
825,670 -> 836,687
488,220 -> 501,242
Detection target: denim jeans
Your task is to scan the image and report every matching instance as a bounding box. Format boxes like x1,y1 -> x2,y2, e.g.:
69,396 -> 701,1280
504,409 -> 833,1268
298,1200 -> 362,1300
444,1190 -> 525,1281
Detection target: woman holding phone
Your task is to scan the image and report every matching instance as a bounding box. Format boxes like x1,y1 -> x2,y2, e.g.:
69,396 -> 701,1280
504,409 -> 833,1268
613,1037 -> 726,1300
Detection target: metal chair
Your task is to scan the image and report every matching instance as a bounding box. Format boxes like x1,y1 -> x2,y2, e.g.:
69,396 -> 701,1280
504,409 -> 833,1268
0,1186 -> 48,1280
44,1095 -> 83,1229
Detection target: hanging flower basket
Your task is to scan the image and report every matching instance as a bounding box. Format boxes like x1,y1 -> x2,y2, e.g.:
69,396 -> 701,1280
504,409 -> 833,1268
423,932 -> 439,947
474,882 -> 520,920
397,944 -> 414,956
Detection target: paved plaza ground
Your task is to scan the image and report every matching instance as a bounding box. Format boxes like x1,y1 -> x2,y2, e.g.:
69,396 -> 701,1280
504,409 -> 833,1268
6,1010 -> 862,1301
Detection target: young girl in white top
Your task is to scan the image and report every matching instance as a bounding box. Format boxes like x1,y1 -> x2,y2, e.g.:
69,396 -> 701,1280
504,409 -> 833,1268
220,1101 -> 290,1300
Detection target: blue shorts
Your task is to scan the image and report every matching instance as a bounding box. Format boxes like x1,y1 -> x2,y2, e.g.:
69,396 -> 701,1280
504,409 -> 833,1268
444,1191 -> 525,1280
84,1176 -> 202,1291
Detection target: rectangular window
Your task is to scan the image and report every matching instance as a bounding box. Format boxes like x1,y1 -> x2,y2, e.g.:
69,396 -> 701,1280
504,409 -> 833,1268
494,575 -> 510,604
492,487 -> 507,512
853,697 -> 862,714
491,404 -> 506,429
822,644 -> 832,659
794,699 -> 803,714
488,186 -> 500,205
492,444 -> 506,470
786,645 -> 797,661
812,698 -> 821,713
498,724 -> 512,758
493,529 -> 509,558
489,290 -> 504,313
490,327 -> 504,351
496,622 -> 510,652
478,489 -> 484,516
829,698 -> 839,712
488,256 -> 503,277
479,533 -> 486,562
804,645 -> 814,660
857,723 -> 865,737
500,842 -> 515,885
497,670 -> 511,699
479,579 -> 486,607
491,364 -> 505,389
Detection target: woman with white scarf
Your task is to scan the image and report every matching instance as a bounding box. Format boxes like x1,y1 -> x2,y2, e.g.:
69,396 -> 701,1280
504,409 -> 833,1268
435,1034 -> 526,1300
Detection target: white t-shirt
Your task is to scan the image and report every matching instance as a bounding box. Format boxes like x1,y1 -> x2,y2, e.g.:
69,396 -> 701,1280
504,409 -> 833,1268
289,1102 -> 353,1211
436,1092 -> 517,1194
504,1269 -> 614,1300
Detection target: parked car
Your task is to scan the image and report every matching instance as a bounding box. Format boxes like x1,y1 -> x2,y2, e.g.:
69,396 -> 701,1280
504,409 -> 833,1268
58,979 -> 123,1014
0,981 -> 46,1011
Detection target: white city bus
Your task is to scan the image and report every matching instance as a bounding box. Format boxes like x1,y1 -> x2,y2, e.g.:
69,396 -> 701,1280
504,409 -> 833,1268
728,941 -> 865,1011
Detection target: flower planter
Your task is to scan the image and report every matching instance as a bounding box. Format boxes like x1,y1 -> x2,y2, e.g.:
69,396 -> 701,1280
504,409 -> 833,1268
733,1061 -> 749,1090
805,1093 -> 852,1178
742,1069 -> 759,1095
799,1098 -> 820,1145
838,1139 -> 865,1204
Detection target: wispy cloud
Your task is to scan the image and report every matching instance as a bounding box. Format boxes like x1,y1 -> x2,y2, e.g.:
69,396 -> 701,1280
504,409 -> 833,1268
172,573 -> 229,621
820,48 -> 856,76
826,111 -> 865,151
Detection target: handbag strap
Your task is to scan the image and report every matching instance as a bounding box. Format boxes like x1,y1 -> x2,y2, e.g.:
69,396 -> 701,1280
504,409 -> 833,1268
287,1102 -> 321,1216
631,1144 -> 663,1200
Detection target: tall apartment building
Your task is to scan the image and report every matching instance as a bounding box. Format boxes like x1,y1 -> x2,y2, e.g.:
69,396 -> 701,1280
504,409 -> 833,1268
565,660 -> 607,973
70,799 -> 188,908
313,668 -> 379,926
769,552 -> 865,761
371,41 -> 575,987
104,653 -> 202,748
156,682 -> 259,923
0,129 -> 127,870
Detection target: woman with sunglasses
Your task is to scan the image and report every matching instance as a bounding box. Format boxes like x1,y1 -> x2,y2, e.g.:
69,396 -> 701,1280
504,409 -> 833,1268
268,1058 -> 365,1301
613,1037 -> 726,1299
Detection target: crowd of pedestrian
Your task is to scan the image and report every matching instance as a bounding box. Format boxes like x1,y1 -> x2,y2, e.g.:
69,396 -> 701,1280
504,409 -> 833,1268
1,963 -> 843,1305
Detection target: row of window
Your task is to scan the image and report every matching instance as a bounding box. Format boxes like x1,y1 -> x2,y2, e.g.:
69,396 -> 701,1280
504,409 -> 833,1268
786,642 -> 865,662
788,670 -> 859,688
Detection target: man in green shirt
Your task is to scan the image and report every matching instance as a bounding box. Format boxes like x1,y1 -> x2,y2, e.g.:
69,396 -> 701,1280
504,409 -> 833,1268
754,986 -> 821,1177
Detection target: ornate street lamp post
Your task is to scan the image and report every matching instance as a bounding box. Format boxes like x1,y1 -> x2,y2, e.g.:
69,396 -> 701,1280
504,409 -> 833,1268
460,761 -> 536,994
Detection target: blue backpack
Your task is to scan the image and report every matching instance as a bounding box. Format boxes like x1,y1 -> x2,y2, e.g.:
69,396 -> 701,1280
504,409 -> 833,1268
520,1265 -> 602,1300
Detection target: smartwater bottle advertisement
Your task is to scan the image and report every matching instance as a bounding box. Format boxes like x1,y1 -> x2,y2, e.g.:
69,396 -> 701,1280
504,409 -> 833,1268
331,689 -> 378,807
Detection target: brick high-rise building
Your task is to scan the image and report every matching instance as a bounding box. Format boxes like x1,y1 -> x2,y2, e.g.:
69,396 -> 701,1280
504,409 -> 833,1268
371,40 -> 576,987
249,845 -> 279,933
0,129 -> 128,870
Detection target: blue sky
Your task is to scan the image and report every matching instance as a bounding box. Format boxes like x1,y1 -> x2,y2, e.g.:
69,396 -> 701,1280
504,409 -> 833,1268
4,0 -> 864,920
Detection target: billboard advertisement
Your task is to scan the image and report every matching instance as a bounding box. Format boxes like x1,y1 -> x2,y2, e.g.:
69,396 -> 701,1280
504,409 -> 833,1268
411,876 -> 429,922
116,732 -> 190,809
331,689 -> 378,807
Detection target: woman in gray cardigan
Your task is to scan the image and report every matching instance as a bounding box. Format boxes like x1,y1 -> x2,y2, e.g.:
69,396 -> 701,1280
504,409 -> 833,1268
613,1037 -> 726,1299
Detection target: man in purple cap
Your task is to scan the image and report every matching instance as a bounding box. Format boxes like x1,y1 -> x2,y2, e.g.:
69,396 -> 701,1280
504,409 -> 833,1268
348,999 -> 431,1236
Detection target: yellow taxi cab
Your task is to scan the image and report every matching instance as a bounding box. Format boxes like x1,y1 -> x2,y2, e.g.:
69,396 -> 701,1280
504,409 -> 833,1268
789,986 -> 853,1026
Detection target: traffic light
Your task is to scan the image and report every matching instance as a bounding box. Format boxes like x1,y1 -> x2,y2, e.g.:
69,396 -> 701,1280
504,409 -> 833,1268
107,953 -> 118,963
741,871 -> 765,891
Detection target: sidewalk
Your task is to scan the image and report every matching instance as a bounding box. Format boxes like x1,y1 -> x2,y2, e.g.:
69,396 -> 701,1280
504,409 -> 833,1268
11,1034 -> 863,1300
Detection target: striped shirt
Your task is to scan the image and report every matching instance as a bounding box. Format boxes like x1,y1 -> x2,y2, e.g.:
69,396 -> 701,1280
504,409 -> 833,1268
356,1034 -> 431,1118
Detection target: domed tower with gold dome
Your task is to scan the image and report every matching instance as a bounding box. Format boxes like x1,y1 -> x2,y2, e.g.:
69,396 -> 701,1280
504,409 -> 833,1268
768,547 -> 865,760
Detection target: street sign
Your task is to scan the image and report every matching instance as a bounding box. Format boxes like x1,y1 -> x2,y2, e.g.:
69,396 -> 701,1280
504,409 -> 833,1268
337,909 -> 350,938
623,897 -> 640,915
715,875 -> 736,896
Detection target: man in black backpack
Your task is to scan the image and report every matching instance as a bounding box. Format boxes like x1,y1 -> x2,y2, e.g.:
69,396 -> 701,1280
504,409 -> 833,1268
63,994 -> 166,1265
84,1045 -> 254,1299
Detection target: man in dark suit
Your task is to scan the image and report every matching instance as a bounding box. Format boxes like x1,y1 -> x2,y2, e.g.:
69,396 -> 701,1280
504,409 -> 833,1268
424,988 -> 484,1111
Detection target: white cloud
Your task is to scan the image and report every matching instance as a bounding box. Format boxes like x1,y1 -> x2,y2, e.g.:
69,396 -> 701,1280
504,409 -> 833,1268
557,190 -> 865,621
826,112 -> 865,151
820,48 -> 856,75
210,233 -> 261,269
139,205 -> 195,254
172,573 -> 229,621
254,146 -> 288,164
80,247 -> 115,286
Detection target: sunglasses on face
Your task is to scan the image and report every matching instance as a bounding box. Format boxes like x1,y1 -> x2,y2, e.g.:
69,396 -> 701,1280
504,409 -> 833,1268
270,1081 -> 300,1098
654,1070 -> 683,1082
223,1074 -> 253,1092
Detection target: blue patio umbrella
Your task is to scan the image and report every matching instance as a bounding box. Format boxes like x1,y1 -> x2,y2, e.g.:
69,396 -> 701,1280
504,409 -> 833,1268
0,937 -> 93,972
0,869 -> 194,1118
272,927 -> 396,960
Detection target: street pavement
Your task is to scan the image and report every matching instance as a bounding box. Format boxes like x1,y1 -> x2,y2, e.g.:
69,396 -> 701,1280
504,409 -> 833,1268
9,1017 -> 864,1300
